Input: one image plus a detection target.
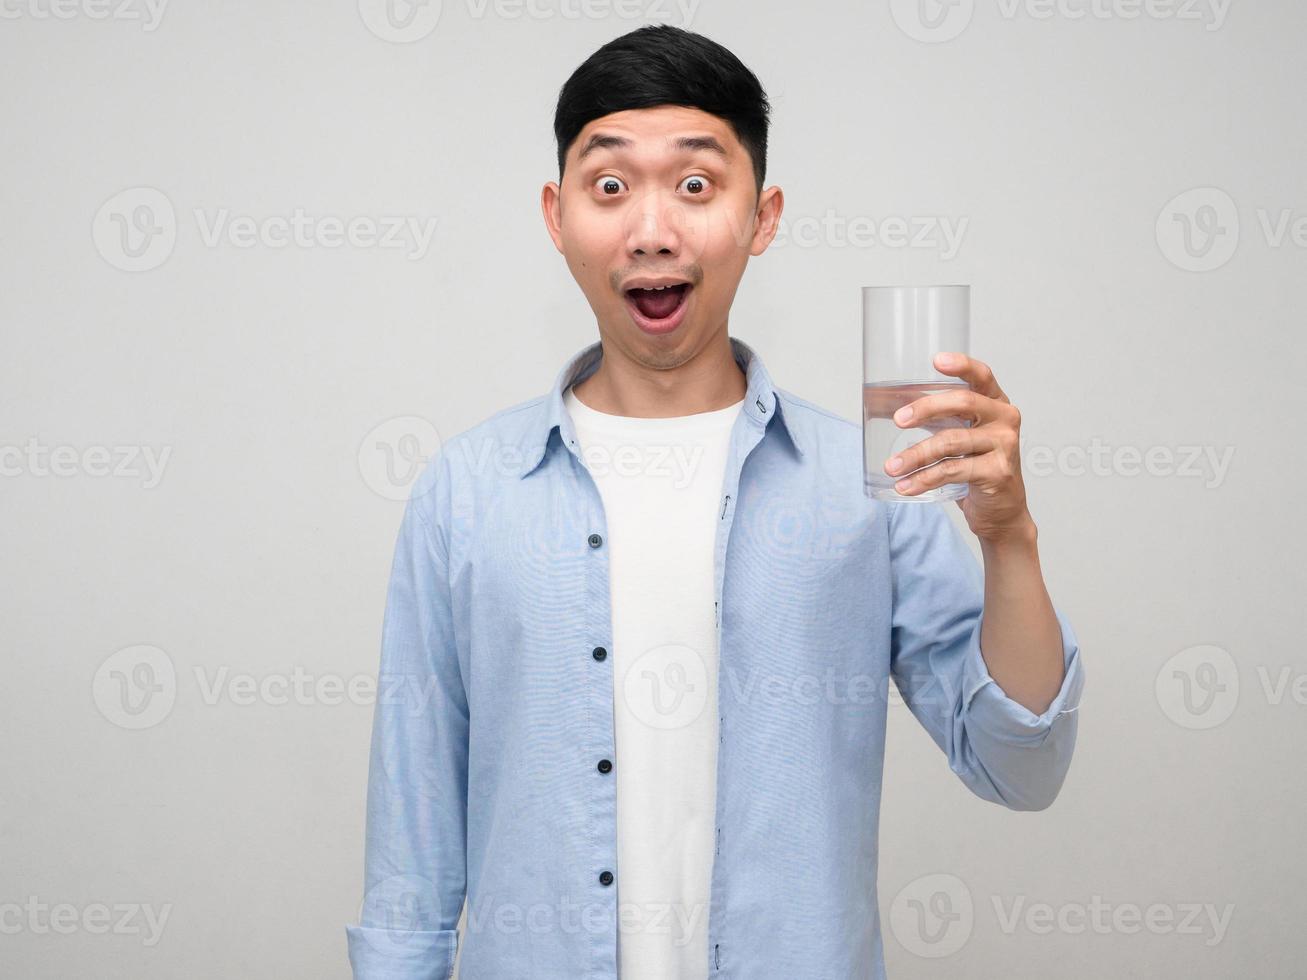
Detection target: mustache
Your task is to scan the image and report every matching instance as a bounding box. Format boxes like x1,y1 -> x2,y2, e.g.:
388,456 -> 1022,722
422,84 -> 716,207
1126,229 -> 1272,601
610,265 -> 703,292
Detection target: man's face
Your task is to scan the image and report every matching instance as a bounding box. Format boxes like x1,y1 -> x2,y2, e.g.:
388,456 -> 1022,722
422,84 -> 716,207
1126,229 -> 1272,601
542,105 -> 782,369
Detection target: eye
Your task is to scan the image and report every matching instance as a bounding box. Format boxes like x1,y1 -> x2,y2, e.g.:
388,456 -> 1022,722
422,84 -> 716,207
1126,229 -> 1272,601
594,175 -> 627,196
679,175 -> 711,195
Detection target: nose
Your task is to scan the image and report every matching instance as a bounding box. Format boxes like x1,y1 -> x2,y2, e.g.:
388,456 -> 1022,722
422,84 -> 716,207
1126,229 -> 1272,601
624,189 -> 686,258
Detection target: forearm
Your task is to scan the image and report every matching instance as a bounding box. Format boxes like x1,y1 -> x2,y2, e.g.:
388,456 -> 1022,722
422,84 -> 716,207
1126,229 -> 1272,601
977,516 -> 1065,716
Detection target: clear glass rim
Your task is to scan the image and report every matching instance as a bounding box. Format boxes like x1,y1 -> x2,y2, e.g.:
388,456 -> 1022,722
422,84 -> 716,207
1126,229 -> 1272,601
860,283 -> 970,292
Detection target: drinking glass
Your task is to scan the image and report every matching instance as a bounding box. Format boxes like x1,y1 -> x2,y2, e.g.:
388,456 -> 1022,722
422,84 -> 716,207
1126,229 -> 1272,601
862,284 -> 972,503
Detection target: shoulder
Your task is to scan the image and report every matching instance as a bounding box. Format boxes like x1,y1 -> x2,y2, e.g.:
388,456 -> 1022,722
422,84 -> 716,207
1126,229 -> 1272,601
775,386 -> 859,430
407,392 -> 547,505
773,386 -> 862,456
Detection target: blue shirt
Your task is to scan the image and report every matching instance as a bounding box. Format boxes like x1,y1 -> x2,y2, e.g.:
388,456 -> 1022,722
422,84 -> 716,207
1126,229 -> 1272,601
346,335 -> 1086,980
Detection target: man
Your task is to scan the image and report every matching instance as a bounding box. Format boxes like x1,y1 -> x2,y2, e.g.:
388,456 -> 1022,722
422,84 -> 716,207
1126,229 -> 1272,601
346,24 -> 1084,980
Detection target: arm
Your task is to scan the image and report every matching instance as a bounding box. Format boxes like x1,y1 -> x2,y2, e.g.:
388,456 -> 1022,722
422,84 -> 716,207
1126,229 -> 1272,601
882,350 -> 1085,810
978,517 -> 1066,716
887,500 -> 1085,812
346,454 -> 468,979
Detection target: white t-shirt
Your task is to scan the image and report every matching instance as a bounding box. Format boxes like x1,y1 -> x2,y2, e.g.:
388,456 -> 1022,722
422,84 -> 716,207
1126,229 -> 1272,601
563,384 -> 744,980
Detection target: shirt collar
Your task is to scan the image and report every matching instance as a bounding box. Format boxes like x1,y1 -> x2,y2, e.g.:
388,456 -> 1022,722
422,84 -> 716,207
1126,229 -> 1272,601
519,335 -> 805,479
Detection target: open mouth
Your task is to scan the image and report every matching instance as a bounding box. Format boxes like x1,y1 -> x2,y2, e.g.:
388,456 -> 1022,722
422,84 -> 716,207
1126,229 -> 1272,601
624,282 -> 693,334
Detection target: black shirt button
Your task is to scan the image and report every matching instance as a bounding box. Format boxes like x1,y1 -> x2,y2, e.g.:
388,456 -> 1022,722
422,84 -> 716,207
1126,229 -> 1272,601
597,759 -> 612,774
588,533 -> 603,548
599,870 -> 614,886
592,646 -> 607,661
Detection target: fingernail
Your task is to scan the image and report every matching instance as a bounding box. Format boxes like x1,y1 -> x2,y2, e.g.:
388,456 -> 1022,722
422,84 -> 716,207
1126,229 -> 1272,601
894,406 -> 912,423
895,479 -> 912,492
937,352 -> 958,366
887,456 -> 903,474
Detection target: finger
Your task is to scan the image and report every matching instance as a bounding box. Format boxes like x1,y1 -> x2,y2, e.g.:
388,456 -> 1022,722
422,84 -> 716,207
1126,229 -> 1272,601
885,425 -> 997,479
932,352 -> 1009,403
894,449 -> 999,496
894,386 -> 1011,428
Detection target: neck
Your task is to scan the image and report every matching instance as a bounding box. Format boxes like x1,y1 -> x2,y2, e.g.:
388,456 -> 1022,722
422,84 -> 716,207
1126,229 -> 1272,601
571,330 -> 746,418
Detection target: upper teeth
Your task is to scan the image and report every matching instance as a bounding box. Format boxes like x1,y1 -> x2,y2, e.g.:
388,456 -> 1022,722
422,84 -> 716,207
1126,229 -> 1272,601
640,285 -> 673,291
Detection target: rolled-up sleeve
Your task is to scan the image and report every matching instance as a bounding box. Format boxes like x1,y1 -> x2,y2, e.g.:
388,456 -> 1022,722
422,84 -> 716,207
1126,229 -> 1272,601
887,499 -> 1085,812
346,452 -> 468,979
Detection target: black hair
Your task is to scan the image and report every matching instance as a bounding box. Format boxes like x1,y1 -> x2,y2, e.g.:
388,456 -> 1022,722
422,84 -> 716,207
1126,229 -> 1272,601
553,25 -> 771,198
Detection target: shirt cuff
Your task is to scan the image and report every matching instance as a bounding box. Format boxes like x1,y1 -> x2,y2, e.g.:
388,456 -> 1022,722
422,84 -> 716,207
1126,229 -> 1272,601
959,603 -> 1085,745
345,924 -> 457,980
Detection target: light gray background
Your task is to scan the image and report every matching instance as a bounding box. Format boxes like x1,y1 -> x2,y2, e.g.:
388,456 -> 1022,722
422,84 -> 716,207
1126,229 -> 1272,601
2,1 -> 1302,977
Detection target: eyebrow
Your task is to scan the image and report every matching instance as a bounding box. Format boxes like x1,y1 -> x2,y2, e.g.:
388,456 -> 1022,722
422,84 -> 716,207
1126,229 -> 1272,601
576,133 -> 729,163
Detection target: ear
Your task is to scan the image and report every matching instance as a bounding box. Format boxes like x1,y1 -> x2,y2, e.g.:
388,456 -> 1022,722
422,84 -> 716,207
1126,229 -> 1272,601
749,185 -> 784,256
541,181 -> 565,255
